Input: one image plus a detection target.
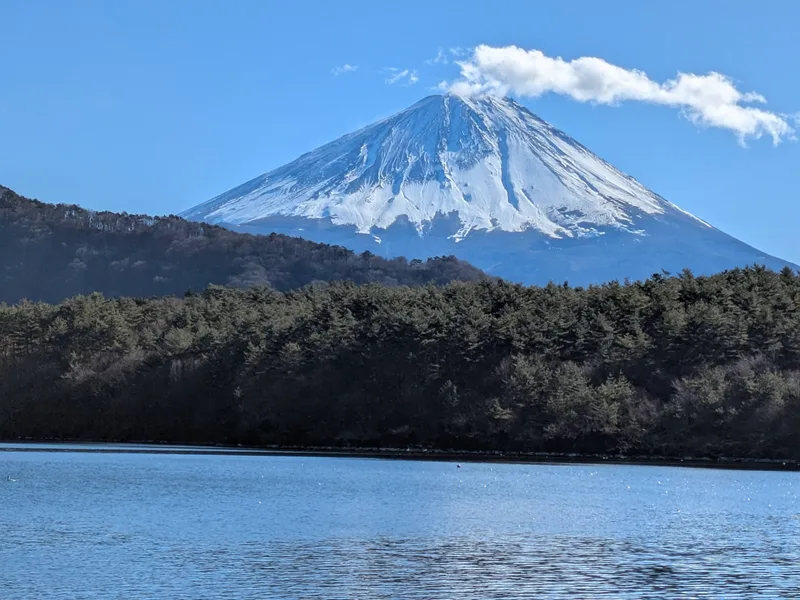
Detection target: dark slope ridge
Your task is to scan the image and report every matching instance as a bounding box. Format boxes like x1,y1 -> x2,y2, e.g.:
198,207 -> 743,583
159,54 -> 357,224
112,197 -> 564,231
0,186 -> 486,304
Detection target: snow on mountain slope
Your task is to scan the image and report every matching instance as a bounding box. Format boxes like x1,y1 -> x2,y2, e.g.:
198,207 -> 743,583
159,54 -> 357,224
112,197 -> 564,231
182,94 -> 796,285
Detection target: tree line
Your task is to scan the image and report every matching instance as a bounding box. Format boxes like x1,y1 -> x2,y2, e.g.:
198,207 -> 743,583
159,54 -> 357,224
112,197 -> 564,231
2,266 -> 799,459
0,185 -> 484,304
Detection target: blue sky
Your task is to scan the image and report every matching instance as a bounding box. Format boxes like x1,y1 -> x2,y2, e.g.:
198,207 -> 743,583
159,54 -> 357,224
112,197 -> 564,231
2,0 -> 799,262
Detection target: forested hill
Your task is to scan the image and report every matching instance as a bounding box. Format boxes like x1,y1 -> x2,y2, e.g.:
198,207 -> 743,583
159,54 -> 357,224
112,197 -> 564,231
0,186 -> 485,304
2,267 -> 799,460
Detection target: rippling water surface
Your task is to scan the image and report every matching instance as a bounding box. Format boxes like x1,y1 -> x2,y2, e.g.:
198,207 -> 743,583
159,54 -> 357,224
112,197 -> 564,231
1,444 -> 798,599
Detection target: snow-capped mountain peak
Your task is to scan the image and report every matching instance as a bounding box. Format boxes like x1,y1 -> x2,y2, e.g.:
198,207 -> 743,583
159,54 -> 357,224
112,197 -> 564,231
182,94 -> 795,286
183,94 -> 705,241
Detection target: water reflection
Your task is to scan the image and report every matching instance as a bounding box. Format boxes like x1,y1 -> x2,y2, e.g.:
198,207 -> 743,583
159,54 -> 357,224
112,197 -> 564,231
237,535 -> 799,598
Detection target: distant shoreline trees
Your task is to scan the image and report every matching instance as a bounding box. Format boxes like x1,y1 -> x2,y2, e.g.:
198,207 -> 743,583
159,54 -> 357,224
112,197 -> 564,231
2,267 -> 799,460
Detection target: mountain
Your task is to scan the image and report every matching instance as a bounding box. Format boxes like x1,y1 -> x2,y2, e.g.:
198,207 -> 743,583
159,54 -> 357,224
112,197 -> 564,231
183,94 -> 798,285
0,185 -> 485,304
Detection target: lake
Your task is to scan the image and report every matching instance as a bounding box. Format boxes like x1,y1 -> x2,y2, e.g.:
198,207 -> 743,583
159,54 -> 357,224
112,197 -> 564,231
1,444 -> 798,599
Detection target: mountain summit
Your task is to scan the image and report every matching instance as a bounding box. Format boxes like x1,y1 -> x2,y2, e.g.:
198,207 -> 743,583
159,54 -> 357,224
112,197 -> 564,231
183,94 -> 797,284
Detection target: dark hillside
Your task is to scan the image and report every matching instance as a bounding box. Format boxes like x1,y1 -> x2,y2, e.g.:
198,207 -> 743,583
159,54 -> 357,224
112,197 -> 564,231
0,186 -> 485,303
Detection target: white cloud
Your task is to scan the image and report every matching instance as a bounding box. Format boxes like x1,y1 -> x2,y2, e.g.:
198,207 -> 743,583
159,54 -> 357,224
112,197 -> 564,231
331,64 -> 358,76
446,45 -> 794,145
386,68 -> 419,86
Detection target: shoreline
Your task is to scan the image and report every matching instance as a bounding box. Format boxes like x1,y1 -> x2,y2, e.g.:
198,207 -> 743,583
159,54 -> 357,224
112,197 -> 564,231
2,439 -> 799,471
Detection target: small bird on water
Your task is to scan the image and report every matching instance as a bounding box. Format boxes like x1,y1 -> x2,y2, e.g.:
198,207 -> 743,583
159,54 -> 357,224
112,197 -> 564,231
7,475 -> 16,482
456,464 -> 461,469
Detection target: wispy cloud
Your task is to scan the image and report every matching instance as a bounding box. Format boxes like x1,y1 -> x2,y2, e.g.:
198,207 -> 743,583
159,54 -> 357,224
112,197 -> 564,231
426,47 -> 470,66
331,64 -> 358,76
385,68 -> 419,86
426,48 -> 449,65
445,45 -> 794,145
